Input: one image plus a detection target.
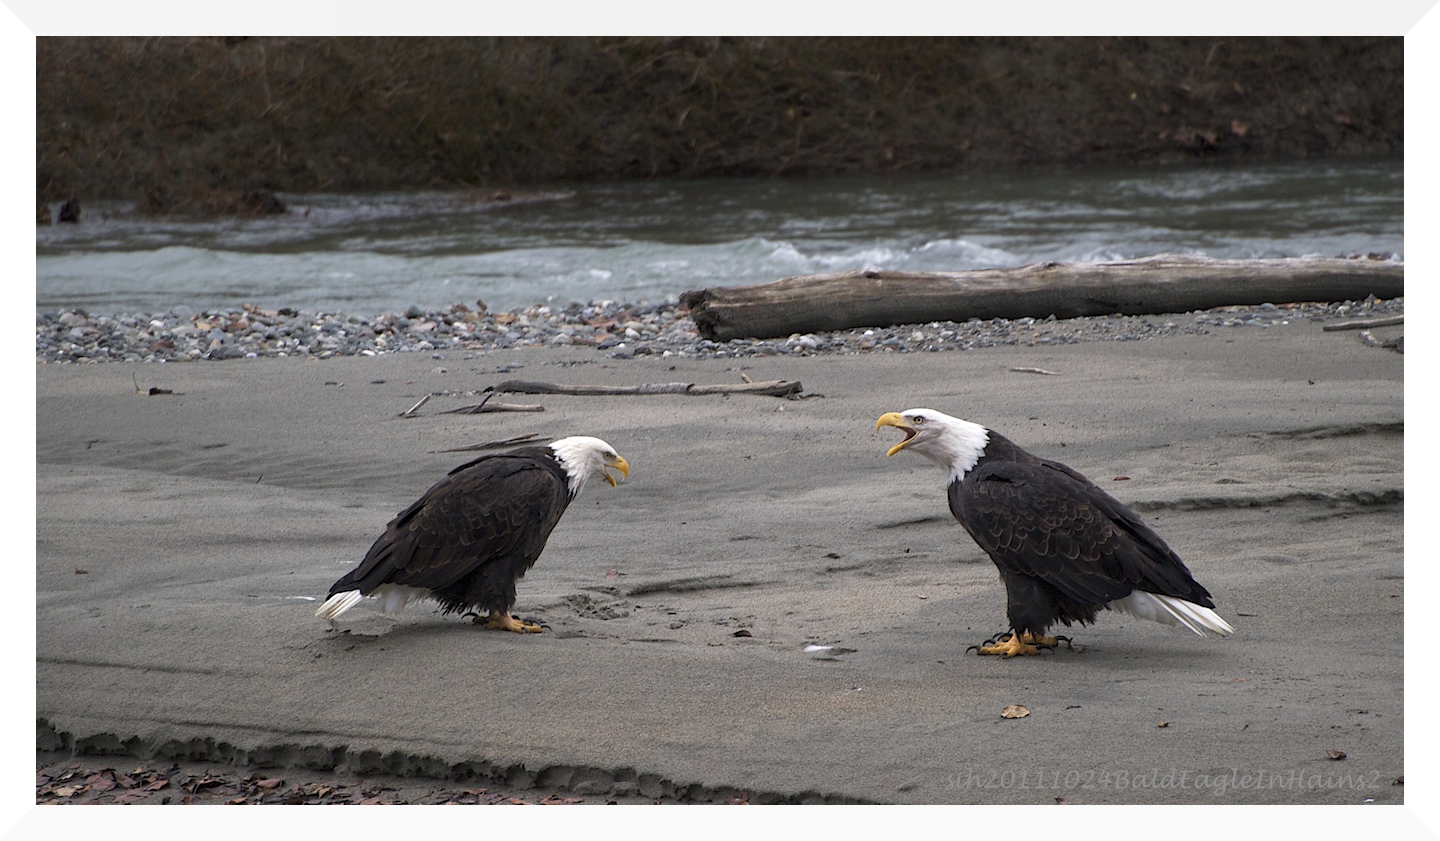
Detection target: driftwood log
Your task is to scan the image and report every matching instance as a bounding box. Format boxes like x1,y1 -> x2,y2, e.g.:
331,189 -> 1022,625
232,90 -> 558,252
679,254 -> 1404,342
491,379 -> 803,398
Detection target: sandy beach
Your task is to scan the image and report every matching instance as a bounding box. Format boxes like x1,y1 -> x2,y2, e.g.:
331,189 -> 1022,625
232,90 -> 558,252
34,318 -> 1404,809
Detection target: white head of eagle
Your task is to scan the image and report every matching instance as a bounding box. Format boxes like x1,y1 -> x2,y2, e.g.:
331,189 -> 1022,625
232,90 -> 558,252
550,435 -> 630,495
876,408 -> 991,482
315,436 -> 629,631
876,407 -> 1234,656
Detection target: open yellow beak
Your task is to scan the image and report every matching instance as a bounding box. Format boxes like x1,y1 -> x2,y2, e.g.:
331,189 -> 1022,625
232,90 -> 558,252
604,455 -> 630,487
875,412 -> 917,457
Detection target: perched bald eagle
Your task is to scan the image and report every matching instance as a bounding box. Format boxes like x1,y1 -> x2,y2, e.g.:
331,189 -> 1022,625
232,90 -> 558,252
876,409 -> 1233,657
316,436 -> 629,632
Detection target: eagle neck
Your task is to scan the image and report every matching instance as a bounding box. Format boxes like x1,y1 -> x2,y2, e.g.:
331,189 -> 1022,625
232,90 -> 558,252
941,419 -> 990,484
547,443 -> 590,497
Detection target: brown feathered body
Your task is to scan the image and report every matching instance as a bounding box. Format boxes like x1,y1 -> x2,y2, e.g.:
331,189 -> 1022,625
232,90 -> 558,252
877,408 -> 1233,642
326,447 -> 573,616
947,429 -> 1220,638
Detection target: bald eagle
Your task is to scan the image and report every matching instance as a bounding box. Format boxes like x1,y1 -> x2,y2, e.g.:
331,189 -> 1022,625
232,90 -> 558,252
876,409 -> 1233,657
316,436 -> 629,632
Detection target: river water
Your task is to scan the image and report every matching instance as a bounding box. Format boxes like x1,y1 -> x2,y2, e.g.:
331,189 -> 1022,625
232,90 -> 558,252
35,159 -> 1403,317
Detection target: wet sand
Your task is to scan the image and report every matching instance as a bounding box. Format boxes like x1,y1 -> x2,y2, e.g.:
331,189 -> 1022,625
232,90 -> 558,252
33,321 -> 1404,817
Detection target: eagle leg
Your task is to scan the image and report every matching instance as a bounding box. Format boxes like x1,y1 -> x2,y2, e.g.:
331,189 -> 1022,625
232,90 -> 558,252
479,611 -> 545,633
968,630 -> 1068,657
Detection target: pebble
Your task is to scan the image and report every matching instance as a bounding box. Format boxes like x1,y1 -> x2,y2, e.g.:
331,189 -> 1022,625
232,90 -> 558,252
33,297 -> 1403,364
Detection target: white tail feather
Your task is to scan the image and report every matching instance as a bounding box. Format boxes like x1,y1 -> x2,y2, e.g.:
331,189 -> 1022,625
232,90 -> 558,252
374,584 -> 427,615
315,590 -> 364,620
1108,591 -> 1235,637
315,585 -> 430,621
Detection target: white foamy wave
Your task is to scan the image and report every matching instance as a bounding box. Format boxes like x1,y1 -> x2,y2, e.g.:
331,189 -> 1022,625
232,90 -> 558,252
759,240 -> 907,274
1056,245 -> 1140,264
810,247 -> 903,270
910,238 -> 1018,268
761,240 -> 809,266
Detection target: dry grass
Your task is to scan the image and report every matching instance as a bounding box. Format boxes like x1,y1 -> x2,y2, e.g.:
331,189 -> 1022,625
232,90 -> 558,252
36,36 -> 1403,213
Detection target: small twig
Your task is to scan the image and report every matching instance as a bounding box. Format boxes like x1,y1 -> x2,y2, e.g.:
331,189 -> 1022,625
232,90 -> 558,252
1010,367 -> 1060,376
132,372 -> 177,395
1322,315 -> 1404,332
399,394 -> 431,418
459,392 -> 496,415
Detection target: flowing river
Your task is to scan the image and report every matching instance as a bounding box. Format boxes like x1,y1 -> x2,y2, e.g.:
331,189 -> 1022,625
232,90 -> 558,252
36,158 -> 1403,317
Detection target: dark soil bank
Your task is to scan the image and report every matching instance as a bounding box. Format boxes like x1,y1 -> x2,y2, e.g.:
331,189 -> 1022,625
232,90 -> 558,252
37,36 -> 1401,213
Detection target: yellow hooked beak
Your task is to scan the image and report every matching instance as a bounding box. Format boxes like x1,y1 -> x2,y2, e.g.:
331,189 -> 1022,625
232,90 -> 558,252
604,455 -> 630,487
876,412 -> 917,457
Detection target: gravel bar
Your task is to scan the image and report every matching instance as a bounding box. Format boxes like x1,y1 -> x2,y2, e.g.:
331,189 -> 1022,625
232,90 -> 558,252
35,296 -> 1404,365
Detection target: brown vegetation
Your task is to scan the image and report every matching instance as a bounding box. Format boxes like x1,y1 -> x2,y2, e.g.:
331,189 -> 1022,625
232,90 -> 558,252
37,36 -> 1402,213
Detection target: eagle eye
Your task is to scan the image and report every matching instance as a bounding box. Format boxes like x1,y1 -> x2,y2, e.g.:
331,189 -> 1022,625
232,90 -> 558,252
912,416 -> 925,425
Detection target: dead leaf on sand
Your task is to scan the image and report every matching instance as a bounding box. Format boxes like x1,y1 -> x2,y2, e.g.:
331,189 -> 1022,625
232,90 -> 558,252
540,794 -> 583,804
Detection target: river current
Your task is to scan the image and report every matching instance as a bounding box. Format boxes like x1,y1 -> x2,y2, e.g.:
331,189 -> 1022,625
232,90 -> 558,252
35,159 -> 1403,317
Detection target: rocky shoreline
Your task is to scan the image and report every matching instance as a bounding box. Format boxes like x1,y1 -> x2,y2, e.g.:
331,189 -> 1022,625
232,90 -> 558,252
36,296 -> 1404,365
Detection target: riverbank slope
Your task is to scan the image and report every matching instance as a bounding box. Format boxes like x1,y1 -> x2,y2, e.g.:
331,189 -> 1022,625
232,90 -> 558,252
38,37 -> 1403,212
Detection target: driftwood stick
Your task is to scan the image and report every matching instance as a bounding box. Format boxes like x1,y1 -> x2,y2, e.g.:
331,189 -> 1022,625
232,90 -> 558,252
679,255 -> 1405,341
492,379 -> 803,398
1321,315 -> 1405,331
458,392 -> 495,414
440,392 -> 546,415
399,394 -> 431,417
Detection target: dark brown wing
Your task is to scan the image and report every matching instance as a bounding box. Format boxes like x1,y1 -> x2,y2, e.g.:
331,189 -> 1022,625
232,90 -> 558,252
948,457 -> 1215,608
328,452 -> 571,597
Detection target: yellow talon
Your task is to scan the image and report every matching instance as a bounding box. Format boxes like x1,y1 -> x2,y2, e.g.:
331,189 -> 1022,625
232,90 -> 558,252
1020,631 -> 1068,648
481,611 -> 545,633
972,631 -> 1068,657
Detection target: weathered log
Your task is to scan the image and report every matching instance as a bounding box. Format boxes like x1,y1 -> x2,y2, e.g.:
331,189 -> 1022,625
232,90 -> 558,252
492,379 -> 803,398
678,254 -> 1404,342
